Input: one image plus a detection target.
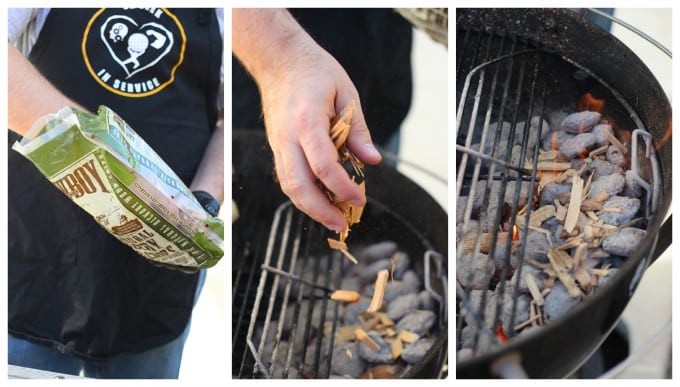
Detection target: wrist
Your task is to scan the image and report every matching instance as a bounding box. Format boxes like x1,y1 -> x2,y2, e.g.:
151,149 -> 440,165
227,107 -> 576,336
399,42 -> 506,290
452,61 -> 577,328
193,190 -> 221,217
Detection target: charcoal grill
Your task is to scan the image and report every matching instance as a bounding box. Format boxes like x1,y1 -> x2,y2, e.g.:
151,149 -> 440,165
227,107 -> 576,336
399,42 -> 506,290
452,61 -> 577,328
232,131 -> 448,378
456,8 -> 671,378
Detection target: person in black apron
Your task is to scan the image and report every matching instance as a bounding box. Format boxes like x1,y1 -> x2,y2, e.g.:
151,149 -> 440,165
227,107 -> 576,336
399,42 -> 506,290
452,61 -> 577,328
7,8 -> 223,378
232,8 -> 412,233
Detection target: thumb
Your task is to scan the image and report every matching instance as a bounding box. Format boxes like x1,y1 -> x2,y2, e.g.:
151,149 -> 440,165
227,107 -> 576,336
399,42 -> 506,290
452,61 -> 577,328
344,100 -> 382,165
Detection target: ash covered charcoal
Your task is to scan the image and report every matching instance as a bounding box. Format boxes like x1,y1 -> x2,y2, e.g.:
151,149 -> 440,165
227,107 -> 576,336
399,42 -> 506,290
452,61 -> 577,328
340,276 -> 361,293
401,337 -> 436,364
589,173 -> 624,200
559,133 -> 596,160
592,124 -> 614,146
344,302 -> 371,325
457,252 -> 495,290
499,289 -> 531,334
418,290 -> 436,311
395,310 -> 436,336
460,322 -> 496,354
474,180 -> 533,213
602,227 -> 646,257
548,109 -> 569,133
331,341 -> 365,378
543,218 -> 566,245
606,144 -> 627,167
492,242 -> 521,276
511,263 -> 548,294
356,241 -> 397,263
540,182 -> 571,205
357,253 -> 409,284
587,159 -> 623,179
520,229 -> 551,263
623,170 -> 643,198
387,293 -> 421,321
560,110 -> 601,134
510,145 -> 524,169
358,331 -> 393,363
598,268 -> 619,287
302,336 -> 332,378
515,116 -> 550,151
542,130 -> 574,151
598,196 -> 640,225
471,138 -> 509,166
543,282 -> 581,320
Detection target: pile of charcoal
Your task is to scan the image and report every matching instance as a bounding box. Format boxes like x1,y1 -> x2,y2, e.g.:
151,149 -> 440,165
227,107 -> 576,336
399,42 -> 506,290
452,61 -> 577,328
457,108 -> 648,357
255,241 -> 442,378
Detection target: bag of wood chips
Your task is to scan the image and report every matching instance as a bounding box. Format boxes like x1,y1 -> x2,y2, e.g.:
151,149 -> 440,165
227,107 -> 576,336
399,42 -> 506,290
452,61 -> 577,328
12,106 -> 224,269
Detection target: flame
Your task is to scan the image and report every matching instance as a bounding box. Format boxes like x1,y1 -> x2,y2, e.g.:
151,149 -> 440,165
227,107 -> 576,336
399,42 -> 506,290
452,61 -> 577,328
496,325 -> 508,344
512,224 -> 519,241
578,92 -> 605,113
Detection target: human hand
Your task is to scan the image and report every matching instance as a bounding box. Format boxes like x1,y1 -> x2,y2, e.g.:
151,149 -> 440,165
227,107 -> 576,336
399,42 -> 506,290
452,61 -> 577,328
258,37 -> 382,232
233,9 -> 382,232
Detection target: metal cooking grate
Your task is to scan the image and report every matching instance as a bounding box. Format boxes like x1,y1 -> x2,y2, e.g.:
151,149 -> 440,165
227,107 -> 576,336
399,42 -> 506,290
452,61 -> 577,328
235,198 -> 447,379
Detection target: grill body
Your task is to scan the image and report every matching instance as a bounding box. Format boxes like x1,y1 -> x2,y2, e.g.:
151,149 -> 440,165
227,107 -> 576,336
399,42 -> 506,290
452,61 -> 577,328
456,8 -> 671,378
232,131 -> 448,378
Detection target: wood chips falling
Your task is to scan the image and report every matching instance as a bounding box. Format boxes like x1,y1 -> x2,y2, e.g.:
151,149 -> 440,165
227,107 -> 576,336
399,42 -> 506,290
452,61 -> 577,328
324,101 -> 366,264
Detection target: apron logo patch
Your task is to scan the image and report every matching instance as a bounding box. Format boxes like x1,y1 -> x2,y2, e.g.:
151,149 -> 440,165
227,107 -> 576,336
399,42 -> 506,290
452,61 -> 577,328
83,8 -> 186,98
101,16 -> 174,79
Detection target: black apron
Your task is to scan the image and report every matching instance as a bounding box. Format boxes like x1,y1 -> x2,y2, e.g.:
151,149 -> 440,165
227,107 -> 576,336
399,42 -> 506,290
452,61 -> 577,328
232,8 -> 413,146
8,8 -> 221,361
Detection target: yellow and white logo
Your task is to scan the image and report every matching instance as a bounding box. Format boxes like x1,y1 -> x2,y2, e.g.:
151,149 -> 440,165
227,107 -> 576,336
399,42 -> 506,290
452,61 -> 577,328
82,8 -> 186,98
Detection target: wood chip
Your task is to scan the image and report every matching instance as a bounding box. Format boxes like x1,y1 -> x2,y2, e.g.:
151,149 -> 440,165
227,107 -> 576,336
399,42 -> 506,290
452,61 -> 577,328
327,238 -> 358,264
330,290 -> 361,303
463,232 -> 520,254
378,313 -> 395,328
529,205 -> 556,227
360,365 -> 399,379
355,328 -> 380,352
572,244 -> 587,268
564,174 -> 583,233
335,326 -> 359,344
364,314 -> 381,331
524,273 -> 545,306
589,144 -> 609,157
398,330 -> 420,344
390,338 -> 403,359
547,248 -> 583,298
607,133 -> 627,155
526,161 -> 572,171
574,266 -> 592,292
365,269 -> 389,313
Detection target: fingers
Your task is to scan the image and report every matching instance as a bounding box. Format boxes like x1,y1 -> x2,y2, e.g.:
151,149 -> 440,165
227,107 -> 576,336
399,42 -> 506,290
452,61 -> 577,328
272,141 -> 348,232
337,93 -> 382,165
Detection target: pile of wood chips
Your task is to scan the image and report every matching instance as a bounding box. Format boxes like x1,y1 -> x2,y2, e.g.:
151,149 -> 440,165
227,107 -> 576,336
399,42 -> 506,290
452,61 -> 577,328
323,101 -> 366,265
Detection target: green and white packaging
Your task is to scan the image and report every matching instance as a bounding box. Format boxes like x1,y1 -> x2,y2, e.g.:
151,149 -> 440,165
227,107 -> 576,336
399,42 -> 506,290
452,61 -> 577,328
13,106 -> 224,269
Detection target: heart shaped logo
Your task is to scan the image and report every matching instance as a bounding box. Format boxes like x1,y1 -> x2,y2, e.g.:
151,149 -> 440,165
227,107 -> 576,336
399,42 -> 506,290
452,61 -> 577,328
100,15 -> 174,79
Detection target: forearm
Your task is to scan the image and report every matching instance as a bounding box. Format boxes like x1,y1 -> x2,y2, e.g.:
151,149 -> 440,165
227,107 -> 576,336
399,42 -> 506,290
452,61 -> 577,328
8,44 -> 87,136
189,119 -> 224,203
233,9 -> 316,88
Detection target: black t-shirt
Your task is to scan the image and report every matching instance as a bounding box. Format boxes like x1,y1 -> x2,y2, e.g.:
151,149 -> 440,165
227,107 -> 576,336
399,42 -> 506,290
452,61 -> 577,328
8,8 -> 222,361
232,8 -> 413,146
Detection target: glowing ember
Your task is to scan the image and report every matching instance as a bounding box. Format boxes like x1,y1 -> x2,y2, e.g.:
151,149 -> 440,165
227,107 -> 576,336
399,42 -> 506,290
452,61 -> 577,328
578,92 -> 605,113
512,225 -> 519,241
496,325 -> 508,344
